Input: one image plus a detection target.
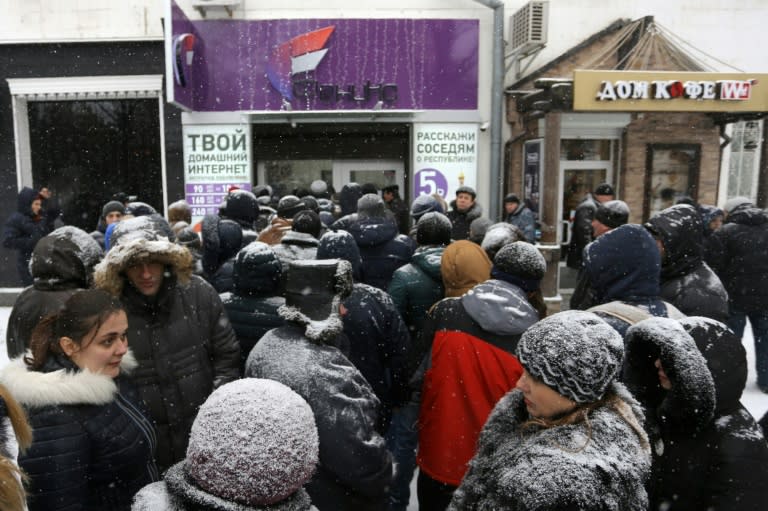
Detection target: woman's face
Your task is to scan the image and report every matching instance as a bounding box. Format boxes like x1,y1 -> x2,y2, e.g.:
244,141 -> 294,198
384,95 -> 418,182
61,311 -> 129,378
30,199 -> 42,216
655,359 -> 672,390
516,369 -> 577,420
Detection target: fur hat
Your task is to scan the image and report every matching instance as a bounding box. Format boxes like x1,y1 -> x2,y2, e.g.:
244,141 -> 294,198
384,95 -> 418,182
101,200 -> 125,220
284,259 -> 353,322
723,196 -> 753,213
491,241 -> 546,292
455,186 -> 476,199
411,194 -> 445,221
594,200 -> 629,229
517,311 -> 624,403
416,212 -> 452,246
299,195 -> 320,213
233,241 -> 282,294
183,378 -> 318,507
594,183 -> 615,197
480,223 -> 526,261
167,199 -> 192,225
220,190 -> 259,228
124,201 -> 157,217
276,195 -> 306,219
292,210 -> 322,238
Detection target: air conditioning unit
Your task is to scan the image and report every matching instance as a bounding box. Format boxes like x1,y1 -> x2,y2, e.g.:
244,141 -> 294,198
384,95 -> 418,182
509,1 -> 549,56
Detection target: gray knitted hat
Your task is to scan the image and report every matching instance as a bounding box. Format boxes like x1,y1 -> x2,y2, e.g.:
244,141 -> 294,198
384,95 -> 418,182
517,311 -> 624,403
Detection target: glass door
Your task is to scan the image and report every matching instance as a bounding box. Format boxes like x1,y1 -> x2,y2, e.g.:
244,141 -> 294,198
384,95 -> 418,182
333,159 -> 404,194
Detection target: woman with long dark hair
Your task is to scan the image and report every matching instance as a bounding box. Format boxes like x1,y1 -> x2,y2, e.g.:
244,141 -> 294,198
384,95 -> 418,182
0,288 -> 159,510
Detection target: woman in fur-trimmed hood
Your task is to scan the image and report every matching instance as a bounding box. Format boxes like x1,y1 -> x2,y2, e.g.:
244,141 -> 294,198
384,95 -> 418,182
0,289 -> 159,511
245,259 -> 392,511
624,316 -> 768,511
450,311 -> 651,511
93,215 -> 240,473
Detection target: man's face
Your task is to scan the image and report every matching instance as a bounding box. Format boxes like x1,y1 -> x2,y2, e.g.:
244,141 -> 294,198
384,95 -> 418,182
125,262 -> 165,296
504,202 -> 518,214
382,190 -> 394,203
105,211 -> 123,225
456,193 -> 475,211
595,193 -> 614,204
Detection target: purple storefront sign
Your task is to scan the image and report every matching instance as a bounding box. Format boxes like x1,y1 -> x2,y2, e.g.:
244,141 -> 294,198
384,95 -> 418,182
169,1 -> 478,112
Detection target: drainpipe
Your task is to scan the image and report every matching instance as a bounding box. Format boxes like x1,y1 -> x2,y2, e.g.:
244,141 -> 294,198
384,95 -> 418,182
473,0 -> 505,220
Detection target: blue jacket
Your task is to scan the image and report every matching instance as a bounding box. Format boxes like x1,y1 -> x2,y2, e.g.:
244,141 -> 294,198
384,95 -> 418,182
347,216 -> 415,291
2,187 -> 56,285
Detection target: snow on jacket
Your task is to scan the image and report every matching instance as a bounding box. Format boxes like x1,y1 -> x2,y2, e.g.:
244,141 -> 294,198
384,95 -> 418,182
346,216 -> 415,291
245,319 -> 392,511
624,317 -> 768,511
388,245 -> 445,341
1,354 -> 158,511
449,383 -> 650,511
6,227 -> 103,359
585,224 -> 670,336
220,241 -> 285,372
342,283 -> 411,418
704,204 -> 768,312
645,204 -> 729,322
566,194 -> 598,269
93,217 -> 241,472
505,204 -> 536,242
446,200 -> 483,241
2,187 -> 56,286
417,279 -> 538,486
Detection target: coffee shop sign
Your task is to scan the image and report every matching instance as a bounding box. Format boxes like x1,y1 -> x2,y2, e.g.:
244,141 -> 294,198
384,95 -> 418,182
596,78 -> 756,102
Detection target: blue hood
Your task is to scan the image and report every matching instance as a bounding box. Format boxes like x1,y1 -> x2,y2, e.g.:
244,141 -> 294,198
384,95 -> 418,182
347,216 -> 398,247
585,223 -> 661,303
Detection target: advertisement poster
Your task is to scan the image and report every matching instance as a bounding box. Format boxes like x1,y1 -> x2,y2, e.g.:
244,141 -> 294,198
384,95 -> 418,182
183,124 -> 252,223
412,123 -> 478,203
523,139 -> 543,221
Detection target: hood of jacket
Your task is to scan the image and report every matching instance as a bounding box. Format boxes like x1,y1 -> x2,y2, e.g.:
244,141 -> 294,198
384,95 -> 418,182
232,241 -> 282,295
624,317 -> 716,432
585,224 -> 661,303
346,216 -> 398,247
461,279 -> 538,336
441,240 -> 491,297
0,352 -> 137,408
645,204 -> 703,279
16,187 -> 39,216
726,205 -> 768,227
411,245 -> 444,282
93,216 -> 193,297
31,226 -> 103,289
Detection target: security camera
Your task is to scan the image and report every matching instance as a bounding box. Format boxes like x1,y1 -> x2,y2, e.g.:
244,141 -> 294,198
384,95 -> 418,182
480,121 -> 490,132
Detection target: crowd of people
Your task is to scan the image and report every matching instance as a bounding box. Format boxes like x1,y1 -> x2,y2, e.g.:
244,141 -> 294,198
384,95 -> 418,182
0,179 -> 766,511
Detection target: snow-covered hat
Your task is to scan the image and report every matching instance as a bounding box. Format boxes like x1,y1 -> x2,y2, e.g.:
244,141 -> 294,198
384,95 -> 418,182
517,311 -> 624,403
594,199 -> 629,229
491,241 -> 546,292
416,212 -> 452,246
183,378 -> 318,507
310,179 -> 329,198
284,259 -> 353,321
276,195 -> 306,219
357,193 -> 386,218
723,196 -> 753,213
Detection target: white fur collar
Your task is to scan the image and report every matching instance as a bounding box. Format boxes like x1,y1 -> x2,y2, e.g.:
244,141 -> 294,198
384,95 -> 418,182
0,351 -> 137,408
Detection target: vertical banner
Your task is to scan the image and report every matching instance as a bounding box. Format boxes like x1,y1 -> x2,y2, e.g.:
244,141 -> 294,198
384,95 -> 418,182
523,139 -> 543,222
412,124 -> 478,202
183,124 -> 253,224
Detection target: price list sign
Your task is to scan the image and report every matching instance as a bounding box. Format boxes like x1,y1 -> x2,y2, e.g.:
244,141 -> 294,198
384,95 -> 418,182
183,124 -> 253,222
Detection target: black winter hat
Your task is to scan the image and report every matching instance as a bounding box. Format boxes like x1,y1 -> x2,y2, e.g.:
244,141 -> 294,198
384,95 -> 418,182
220,190 -> 259,227
292,210 -> 322,238
594,200 -> 629,229
357,193 -> 386,218
503,193 -> 520,204
410,194 -> 444,221
276,195 -> 306,219
285,259 -> 353,321
517,311 -> 624,403
381,184 -> 399,194
491,241 -> 546,292
233,241 -> 282,293
317,231 -> 363,281
176,226 -> 201,250
455,186 -> 476,199
594,183 -> 615,197
124,201 -> 157,217
300,195 -> 320,213
361,183 -> 379,195
101,200 -> 125,220
416,212 -> 452,246
252,185 -> 271,198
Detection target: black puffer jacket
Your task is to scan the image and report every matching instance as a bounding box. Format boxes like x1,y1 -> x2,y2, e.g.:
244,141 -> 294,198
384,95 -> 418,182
6,226 -> 103,359
566,194 -> 597,269
705,204 -> 768,312
246,319 -> 392,511
645,204 -> 729,322
446,201 -> 483,241
93,216 -> 240,472
624,317 -> 768,511
220,241 -> 285,372
2,187 -> 57,286
347,216 -> 415,290
201,215 -> 244,293
1,355 -> 158,511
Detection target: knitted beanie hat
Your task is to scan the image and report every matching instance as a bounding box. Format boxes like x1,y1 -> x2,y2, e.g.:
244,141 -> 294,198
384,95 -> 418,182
101,200 -> 125,220
594,200 -> 629,229
410,194 -> 445,221
517,311 -> 624,403
491,241 -> 546,292
416,212 -> 452,246
185,378 -> 319,506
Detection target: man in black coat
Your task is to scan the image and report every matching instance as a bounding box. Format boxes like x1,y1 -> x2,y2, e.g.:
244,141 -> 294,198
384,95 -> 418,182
705,196 -> 768,392
382,184 -> 410,235
446,186 -> 483,241
566,182 -> 614,270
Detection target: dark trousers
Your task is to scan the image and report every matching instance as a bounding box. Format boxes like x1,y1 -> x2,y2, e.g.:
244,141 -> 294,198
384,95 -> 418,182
417,471 -> 457,511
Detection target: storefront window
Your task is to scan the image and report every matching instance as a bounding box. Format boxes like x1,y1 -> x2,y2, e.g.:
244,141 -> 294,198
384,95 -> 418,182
645,144 -> 700,219
560,139 -> 611,161
727,120 -> 762,199
262,160 -> 333,197
28,99 -> 162,231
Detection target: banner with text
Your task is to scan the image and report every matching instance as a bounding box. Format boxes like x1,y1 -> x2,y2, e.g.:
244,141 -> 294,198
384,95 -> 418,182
412,124 -> 478,203
183,124 -> 252,223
